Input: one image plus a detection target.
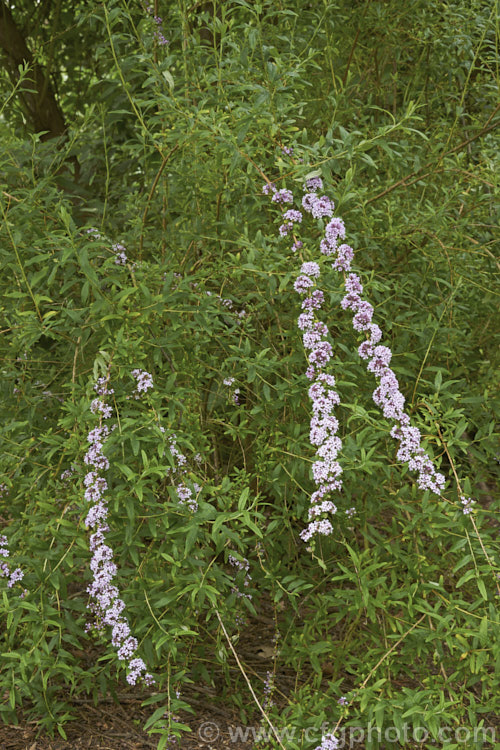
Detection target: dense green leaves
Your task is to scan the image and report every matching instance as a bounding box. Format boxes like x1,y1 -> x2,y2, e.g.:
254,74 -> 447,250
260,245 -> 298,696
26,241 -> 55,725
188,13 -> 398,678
0,0 -> 499,746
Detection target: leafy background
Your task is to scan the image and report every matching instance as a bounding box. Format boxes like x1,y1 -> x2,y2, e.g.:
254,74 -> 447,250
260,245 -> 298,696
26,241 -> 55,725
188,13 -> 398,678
0,0 -> 498,747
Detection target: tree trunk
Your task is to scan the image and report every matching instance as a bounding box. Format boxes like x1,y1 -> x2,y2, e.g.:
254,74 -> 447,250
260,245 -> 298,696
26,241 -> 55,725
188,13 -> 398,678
0,1 -> 66,140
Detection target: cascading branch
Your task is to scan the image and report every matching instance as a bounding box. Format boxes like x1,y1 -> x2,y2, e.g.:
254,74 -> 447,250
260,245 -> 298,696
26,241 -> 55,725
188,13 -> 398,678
263,176 -> 447,541
82,365 -> 205,688
83,373 -> 155,687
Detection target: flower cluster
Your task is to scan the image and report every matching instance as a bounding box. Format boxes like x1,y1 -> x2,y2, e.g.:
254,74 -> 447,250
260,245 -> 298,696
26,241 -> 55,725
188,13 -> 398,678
461,495 -> 474,514
131,368 -> 154,396
60,467 -> 76,482
112,242 -> 127,265
86,226 -> 102,240
223,376 -> 240,404
228,553 -> 252,600
314,731 -> 339,750
261,184 -> 293,205
263,173 -> 448,539
279,208 -> 303,237
203,289 -> 246,321
84,375 -> 154,686
166,435 -> 201,512
146,5 -> 169,45
0,533 -> 24,590
262,670 -> 275,709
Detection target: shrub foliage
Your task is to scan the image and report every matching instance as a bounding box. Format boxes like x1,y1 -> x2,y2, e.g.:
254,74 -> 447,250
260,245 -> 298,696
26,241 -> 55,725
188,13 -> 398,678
0,1 -> 498,747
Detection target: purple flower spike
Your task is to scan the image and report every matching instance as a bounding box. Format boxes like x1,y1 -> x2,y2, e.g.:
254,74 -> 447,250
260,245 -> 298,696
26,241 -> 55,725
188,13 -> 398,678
261,175 -> 450,538
83,373 -> 155,687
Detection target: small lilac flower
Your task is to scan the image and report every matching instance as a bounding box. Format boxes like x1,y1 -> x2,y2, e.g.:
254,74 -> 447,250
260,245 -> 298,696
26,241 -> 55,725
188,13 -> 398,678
309,341 -> 333,367
332,244 -> 354,272
263,670 -> 274,706
112,243 -> 127,265
84,444 -> 110,471
117,636 -> 139,661
368,323 -> 382,344
320,237 -> 337,256
302,193 -> 317,212
111,620 -> 131,646
90,398 -> 113,419
461,495 -> 474,514
303,330 -> 321,350
305,365 -> 316,380
94,377 -> 114,396
317,373 -> 336,387
301,261 -> 320,278
8,568 -> 23,587
300,518 -> 334,542
325,217 -> 346,241
308,500 -> 337,518
311,195 -> 335,219
367,345 -> 392,376
272,189 -> 294,204
279,222 -> 293,237
127,657 -> 149,685
345,274 -> 363,294
262,183 -> 276,195
312,460 -> 342,484
176,483 -> 198,512
304,176 -> 323,192
352,301 -> 374,331
131,369 -> 153,394
85,500 -> 107,529
148,10 -> 169,45
316,436 -> 342,460
281,146 -> 294,156
373,370 -> 406,421
310,415 -> 339,446
229,552 -> 252,600
298,311 -> 315,331
291,240 -> 303,252
87,425 -> 109,444
340,292 -> 362,311
358,340 -> 374,360
302,290 -> 324,309
294,275 -> 314,294
284,209 -> 302,224
1,532 -> 26,593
